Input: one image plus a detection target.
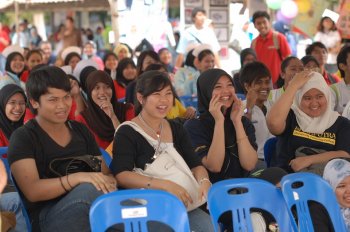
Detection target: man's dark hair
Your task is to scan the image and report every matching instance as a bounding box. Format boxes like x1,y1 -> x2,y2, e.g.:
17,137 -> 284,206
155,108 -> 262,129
305,42 -> 327,55
191,7 -> 206,20
239,61 -> 271,92
26,66 -> 71,114
337,46 -> 350,78
252,11 -> 270,24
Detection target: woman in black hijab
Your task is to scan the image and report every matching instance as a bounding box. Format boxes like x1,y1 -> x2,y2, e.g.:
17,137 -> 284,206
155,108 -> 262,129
0,84 -> 26,146
233,48 -> 257,95
75,70 -> 134,149
184,69 -> 258,183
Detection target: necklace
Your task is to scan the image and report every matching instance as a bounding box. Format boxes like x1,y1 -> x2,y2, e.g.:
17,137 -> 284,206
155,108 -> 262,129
138,113 -> 164,160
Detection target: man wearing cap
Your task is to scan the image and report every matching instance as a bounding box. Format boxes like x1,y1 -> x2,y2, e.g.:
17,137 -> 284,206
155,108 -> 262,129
175,7 -> 221,69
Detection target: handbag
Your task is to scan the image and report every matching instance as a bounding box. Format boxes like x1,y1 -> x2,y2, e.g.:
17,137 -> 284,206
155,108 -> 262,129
295,146 -> 327,176
117,121 -> 206,211
48,155 -> 101,177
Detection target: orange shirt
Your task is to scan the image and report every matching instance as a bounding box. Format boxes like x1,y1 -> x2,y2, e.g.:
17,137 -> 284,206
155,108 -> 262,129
253,30 -> 292,85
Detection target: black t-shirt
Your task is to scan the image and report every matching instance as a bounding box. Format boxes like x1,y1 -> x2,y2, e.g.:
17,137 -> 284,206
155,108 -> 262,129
7,119 -> 101,230
272,110 -> 350,172
111,120 -> 201,175
184,117 -> 257,183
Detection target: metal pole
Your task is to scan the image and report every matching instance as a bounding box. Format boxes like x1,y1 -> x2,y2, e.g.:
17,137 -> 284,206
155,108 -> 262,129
108,0 -> 119,46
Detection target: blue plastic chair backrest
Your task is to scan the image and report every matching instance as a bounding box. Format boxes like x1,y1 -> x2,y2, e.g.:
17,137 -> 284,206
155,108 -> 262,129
207,178 -> 295,232
0,147 -> 10,178
236,93 -> 246,100
89,189 -> 190,232
179,95 -> 198,109
263,137 -> 277,167
99,147 -> 112,168
281,172 -> 348,232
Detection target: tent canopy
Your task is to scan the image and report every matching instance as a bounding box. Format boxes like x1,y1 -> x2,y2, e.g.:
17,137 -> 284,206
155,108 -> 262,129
0,0 -> 110,12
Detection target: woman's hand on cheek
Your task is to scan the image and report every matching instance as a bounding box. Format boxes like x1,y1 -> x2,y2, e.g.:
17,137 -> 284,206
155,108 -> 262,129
230,95 -> 242,124
209,94 -> 224,122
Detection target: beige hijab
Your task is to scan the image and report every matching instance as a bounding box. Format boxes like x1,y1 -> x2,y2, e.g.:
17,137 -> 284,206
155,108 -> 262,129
291,72 -> 339,134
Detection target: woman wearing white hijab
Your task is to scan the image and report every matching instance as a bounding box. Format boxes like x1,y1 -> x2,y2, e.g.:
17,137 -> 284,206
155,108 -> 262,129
323,158 -> 350,230
267,71 -> 350,173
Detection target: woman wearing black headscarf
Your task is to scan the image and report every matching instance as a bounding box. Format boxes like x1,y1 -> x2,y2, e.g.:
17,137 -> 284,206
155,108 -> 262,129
233,48 -> 257,95
114,57 -> 137,101
0,84 -> 26,146
75,70 -> 134,148
184,69 -> 257,183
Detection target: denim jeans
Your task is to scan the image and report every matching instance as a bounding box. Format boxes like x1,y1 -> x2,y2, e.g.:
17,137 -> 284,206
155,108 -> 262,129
188,207 -> 214,232
0,192 -> 27,232
39,183 -> 103,232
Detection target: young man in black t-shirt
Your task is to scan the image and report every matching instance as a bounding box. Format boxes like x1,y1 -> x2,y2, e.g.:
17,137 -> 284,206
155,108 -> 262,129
8,66 -> 116,231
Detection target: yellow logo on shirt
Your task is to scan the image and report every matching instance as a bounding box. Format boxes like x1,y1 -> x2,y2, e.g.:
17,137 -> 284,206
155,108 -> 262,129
292,127 -> 336,145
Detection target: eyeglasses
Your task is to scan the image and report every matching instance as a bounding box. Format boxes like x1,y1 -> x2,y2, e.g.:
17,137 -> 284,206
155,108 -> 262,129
7,101 -> 26,107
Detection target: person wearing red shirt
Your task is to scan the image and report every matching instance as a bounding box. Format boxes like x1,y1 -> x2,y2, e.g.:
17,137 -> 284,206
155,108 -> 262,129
0,23 -> 10,53
305,42 -> 341,85
75,70 -> 134,149
251,11 -> 292,88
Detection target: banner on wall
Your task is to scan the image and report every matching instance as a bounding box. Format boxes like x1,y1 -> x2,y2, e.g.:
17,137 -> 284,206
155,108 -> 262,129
337,0 -> 350,39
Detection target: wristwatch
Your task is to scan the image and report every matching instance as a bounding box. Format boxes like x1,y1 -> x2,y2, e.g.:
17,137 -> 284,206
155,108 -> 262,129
244,108 -> 251,114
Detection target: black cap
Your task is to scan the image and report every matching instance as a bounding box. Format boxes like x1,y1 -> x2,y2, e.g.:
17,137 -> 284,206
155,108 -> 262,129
251,167 -> 288,185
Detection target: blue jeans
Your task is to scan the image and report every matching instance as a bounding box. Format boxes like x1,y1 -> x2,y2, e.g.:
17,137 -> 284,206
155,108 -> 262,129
0,192 -> 27,232
188,208 -> 214,232
39,183 -> 103,232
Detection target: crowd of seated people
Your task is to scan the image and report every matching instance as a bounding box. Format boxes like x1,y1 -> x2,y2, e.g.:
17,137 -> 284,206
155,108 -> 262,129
1,12 -> 350,231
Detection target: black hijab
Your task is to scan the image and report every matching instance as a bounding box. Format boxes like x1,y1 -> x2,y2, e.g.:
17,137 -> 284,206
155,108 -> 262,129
239,48 -> 257,67
197,69 -> 256,180
79,66 -> 97,94
5,52 -> 25,77
0,84 -> 26,139
116,58 -> 136,87
81,70 -> 130,141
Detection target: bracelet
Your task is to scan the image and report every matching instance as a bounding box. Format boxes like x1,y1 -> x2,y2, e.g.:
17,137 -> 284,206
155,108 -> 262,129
146,177 -> 154,189
59,177 -> 68,192
66,175 -> 73,189
199,178 -> 212,186
236,136 -> 248,144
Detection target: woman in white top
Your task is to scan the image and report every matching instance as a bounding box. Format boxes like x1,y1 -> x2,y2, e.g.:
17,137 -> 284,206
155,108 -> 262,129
314,16 -> 342,74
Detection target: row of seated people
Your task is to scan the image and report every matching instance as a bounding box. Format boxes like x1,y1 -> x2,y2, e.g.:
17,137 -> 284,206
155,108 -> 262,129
1,63 -> 350,231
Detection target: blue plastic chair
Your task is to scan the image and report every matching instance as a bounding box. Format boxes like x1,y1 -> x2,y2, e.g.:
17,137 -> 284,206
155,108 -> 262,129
281,172 -> 348,232
207,178 -> 295,232
99,147 -> 112,168
236,93 -> 246,100
179,95 -> 198,109
263,137 -> 277,167
89,189 -> 190,232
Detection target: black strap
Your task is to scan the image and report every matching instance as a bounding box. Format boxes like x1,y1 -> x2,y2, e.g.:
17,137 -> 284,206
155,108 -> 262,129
188,31 -> 202,44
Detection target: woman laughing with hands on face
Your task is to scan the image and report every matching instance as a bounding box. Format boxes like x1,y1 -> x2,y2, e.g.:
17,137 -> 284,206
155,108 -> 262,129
76,70 -> 134,149
184,69 -> 258,184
